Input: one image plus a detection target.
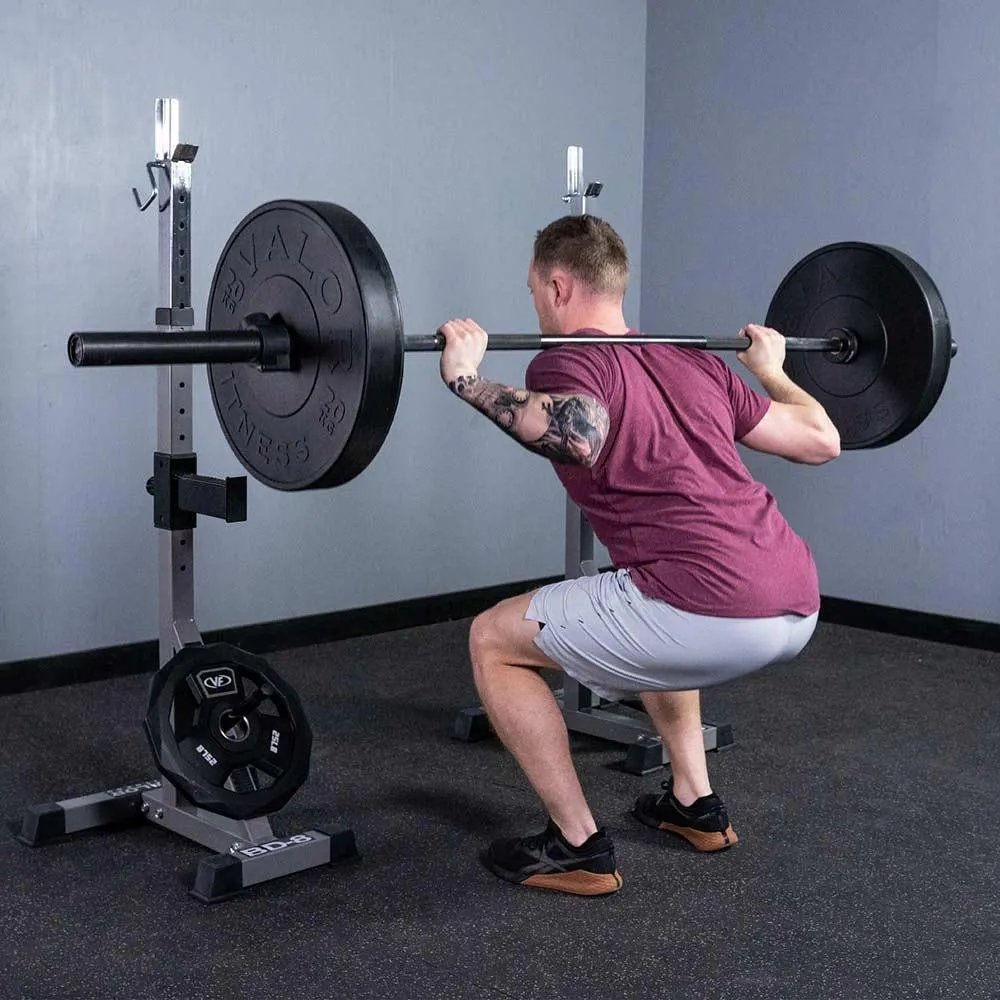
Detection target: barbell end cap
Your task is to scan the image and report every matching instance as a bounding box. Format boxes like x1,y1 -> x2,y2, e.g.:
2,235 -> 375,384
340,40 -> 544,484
826,330 -> 859,365
68,334 -> 85,367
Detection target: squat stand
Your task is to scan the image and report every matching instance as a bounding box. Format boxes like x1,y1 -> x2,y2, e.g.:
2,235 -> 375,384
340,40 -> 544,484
454,147 -> 735,773
19,99 -> 357,902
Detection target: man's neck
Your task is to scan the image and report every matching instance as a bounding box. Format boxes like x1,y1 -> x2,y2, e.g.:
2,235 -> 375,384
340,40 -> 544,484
561,308 -> 630,337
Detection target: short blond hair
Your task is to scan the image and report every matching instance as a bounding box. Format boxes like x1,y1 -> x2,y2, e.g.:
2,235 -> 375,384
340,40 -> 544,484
533,215 -> 629,297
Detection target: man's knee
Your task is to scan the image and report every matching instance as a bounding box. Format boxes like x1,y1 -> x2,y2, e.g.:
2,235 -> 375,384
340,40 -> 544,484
469,607 -> 502,666
469,594 -> 547,674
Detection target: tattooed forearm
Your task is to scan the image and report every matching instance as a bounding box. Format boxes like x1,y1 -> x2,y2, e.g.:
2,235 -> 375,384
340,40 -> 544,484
449,375 -> 531,431
448,374 -> 609,466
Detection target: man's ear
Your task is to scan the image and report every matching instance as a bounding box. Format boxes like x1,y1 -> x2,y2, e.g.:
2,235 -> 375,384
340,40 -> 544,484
551,270 -> 572,306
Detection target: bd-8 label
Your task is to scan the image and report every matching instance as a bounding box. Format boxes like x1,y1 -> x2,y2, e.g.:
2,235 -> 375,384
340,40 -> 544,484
239,834 -> 314,858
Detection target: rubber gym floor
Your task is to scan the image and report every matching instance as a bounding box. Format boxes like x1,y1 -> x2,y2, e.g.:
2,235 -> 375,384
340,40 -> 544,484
1,618 -> 998,1000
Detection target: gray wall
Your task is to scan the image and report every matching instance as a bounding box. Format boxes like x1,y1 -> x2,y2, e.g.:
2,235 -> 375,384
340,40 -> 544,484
642,1 -> 995,621
0,0 -> 647,663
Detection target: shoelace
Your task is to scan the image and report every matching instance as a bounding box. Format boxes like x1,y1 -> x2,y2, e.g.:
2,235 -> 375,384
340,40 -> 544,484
656,781 -> 716,816
654,779 -> 677,808
520,828 -> 554,852
521,824 -> 600,858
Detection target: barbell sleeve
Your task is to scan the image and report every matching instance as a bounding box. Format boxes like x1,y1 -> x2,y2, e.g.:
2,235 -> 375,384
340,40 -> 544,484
68,330 -> 263,367
68,315 -> 293,371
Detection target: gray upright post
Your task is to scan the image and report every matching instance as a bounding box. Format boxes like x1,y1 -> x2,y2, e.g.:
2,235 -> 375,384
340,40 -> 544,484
561,146 -> 601,715
153,98 -> 201,661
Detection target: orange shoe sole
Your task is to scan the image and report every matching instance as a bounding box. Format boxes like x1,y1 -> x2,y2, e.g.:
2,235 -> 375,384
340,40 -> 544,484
651,820 -> 738,852
522,869 -> 624,896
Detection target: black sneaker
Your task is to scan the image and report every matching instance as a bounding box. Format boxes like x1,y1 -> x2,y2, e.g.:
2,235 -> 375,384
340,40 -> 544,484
633,779 -> 738,851
480,820 -> 623,896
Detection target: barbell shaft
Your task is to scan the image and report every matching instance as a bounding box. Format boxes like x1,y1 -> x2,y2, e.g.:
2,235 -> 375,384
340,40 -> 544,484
404,333 -> 845,352
68,328 -> 848,368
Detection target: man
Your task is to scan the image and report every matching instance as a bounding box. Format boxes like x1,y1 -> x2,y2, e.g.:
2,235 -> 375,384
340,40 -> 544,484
437,215 -> 839,896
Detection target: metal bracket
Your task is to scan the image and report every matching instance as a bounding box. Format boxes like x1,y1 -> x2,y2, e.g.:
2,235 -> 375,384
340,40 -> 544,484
149,452 -> 248,529
131,144 -> 198,213
132,159 -> 169,212
155,307 -> 195,328
171,142 -> 199,164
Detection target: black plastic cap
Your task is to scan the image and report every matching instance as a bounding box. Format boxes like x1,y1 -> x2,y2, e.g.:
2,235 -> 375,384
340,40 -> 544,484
18,803 -> 67,846
190,853 -> 244,904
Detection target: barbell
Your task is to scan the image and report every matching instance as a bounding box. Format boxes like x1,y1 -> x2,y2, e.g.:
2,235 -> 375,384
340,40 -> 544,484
68,200 -> 956,491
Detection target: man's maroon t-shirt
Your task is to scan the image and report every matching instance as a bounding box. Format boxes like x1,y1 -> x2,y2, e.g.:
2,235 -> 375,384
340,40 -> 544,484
525,331 -> 820,618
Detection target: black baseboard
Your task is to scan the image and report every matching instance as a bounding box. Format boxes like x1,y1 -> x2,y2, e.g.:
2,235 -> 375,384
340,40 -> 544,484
0,574 -> 561,698
2,584 -> 997,698
818,596 -> 1000,652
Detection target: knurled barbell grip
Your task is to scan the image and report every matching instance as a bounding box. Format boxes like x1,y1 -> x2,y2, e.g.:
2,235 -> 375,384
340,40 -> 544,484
407,333 -> 846,353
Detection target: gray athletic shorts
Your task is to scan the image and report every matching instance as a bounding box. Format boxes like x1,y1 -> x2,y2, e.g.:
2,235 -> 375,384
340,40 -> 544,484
526,569 -> 817,701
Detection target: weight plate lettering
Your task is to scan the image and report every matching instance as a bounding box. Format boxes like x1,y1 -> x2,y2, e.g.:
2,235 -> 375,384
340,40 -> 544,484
207,200 -> 404,490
